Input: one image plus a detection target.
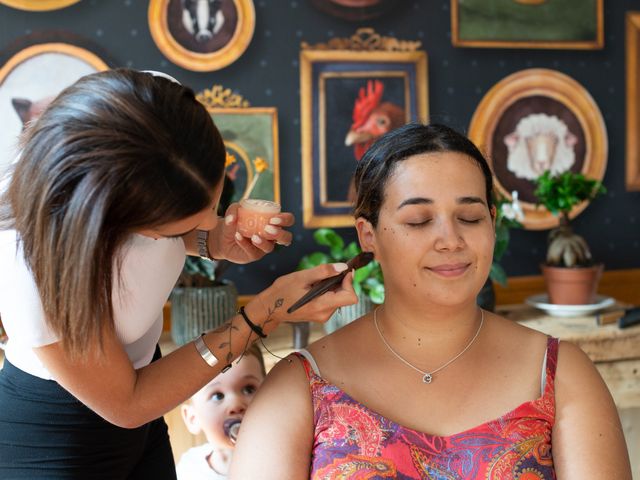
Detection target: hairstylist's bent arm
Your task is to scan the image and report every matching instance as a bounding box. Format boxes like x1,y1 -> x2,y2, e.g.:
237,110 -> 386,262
34,264 -> 356,428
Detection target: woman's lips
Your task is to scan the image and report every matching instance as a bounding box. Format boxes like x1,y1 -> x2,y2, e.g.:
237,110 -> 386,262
427,263 -> 470,277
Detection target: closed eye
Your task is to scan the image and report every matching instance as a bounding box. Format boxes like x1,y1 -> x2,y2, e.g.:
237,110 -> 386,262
459,217 -> 484,224
407,219 -> 432,227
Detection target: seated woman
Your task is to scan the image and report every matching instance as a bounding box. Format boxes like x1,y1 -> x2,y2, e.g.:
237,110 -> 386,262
230,123 -> 632,479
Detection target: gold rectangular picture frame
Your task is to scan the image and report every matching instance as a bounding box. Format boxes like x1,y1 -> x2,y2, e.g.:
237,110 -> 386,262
300,33 -> 428,228
626,12 -> 640,191
451,0 -> 604,50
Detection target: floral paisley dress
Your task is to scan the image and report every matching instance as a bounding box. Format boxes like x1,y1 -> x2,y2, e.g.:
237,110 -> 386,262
295,337 -> 558,480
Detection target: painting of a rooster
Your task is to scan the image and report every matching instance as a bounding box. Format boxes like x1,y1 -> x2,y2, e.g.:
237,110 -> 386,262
344,79 -> 405,200
345,80 -> 405,162
300,45 -> 428,228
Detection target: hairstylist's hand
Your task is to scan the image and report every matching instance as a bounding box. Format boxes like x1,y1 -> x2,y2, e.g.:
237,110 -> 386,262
209,203 -> 294,264
245,263 -> 359,330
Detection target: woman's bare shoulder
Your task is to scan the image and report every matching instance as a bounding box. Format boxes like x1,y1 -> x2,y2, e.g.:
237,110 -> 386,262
485,311 -> 550,345
555,339 -> 601,384
305,315 -> 373,374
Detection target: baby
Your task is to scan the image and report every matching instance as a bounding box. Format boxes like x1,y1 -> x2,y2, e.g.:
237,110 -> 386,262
177,343 -> 266,479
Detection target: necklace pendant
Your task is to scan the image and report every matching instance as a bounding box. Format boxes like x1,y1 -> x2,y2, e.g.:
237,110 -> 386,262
422,373 -> 433,384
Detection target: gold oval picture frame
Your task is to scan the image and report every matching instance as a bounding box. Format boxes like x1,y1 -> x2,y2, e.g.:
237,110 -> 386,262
0,0 -> 80,11
0,42 -> 108,170
148,0 -> 255,72
469,68 -> 607,230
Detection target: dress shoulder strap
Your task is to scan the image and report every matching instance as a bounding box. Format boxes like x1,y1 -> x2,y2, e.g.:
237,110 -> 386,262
293,349 -> 321,380
541,336 -> 559,395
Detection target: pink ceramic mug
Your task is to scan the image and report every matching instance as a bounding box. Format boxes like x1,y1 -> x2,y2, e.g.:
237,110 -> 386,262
237,199 -> 281,238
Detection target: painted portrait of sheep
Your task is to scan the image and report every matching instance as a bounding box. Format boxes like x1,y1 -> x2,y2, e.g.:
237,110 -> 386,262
504,113 -> 578,181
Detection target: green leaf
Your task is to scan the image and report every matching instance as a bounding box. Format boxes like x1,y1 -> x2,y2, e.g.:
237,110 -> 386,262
533,170 -> 606,217
200,260 -> 216,280
343,241 -> 361,259
313,228 -> 344,250
353,263 -> 373,284
183,257 -> 215,281
298,252 -> 331,270
489,263 -> 507,287
493,225 -> 510,261
368,283 -> 385,304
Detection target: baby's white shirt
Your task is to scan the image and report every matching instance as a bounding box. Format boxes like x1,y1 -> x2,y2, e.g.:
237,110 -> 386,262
176,443 -> 228,480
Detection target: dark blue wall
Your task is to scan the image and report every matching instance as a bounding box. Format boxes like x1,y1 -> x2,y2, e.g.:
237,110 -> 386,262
1,0 -> 639,295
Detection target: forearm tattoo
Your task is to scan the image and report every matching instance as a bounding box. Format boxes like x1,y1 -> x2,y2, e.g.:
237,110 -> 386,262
264,297 -> 283,330
213,320 -> 239,366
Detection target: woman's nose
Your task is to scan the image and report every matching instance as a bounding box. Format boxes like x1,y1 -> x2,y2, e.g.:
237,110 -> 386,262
434,219 -> 464,251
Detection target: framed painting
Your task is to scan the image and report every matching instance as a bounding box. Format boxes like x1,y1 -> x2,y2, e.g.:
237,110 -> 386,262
148,0 -> 255,72
0,42 -> 109,173
626,12 -> 640,191
451,0 -> 604,50
197,87 -> 280,204
0,0 -> 80,10
300,28 -> 428,228
468,68 -> 608,230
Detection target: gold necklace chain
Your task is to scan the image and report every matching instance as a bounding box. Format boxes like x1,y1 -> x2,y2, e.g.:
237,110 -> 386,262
373,307 -> 484,384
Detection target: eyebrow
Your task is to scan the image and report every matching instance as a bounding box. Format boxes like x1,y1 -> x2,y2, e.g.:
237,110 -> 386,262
397,196 -> 486,209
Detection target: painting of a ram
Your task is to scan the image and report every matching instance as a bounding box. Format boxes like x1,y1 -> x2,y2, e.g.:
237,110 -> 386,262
468,68 -> 607,230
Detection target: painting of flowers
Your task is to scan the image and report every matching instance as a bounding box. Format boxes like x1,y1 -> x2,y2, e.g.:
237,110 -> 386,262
207,107 -> 280,204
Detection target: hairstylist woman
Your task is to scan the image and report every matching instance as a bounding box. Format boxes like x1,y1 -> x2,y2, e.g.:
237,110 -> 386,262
0,68 -> 357,479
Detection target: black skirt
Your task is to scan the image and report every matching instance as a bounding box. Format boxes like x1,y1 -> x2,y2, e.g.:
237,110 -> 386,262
0,346 -> 176,480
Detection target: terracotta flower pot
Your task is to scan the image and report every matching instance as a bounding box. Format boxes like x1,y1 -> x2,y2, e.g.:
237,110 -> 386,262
540,263 -> 603,305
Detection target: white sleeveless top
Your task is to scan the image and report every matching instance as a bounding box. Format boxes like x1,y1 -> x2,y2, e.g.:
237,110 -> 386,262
0,229 -> 185,379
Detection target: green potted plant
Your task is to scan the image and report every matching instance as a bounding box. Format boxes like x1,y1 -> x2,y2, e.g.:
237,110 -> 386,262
170,175 -> 238,345
533,170 -> 606,305
298,228 -> 384,333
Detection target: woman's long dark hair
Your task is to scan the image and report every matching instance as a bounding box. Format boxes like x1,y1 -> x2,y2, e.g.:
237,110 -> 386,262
0,68 -> 226,357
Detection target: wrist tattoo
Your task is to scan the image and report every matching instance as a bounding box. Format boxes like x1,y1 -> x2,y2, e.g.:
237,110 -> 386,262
250,298 -> 290,365
264,298 -> 283,330
216,319 -> 239,368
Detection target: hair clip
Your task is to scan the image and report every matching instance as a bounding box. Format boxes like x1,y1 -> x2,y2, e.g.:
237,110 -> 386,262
141,70 -> 181,85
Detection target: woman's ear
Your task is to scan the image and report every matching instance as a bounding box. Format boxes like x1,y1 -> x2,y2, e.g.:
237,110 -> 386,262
355,217 -> 376,254
490,205 -> 497,228
180,403 -> 203,435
